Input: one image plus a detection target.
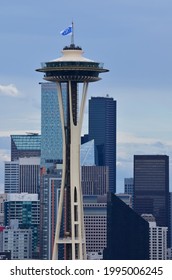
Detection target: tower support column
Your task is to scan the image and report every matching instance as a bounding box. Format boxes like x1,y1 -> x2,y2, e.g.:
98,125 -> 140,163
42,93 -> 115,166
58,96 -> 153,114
52,81 -> 88,260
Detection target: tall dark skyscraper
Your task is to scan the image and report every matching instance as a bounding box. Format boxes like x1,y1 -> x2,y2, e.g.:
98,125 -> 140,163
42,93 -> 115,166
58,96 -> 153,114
134,155 -> 169,230
89,97 -> 116,193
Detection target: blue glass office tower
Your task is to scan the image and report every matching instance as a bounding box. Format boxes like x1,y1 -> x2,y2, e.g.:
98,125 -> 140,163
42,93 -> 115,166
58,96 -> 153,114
89,97 -> 116,193
41,82 -> 67,168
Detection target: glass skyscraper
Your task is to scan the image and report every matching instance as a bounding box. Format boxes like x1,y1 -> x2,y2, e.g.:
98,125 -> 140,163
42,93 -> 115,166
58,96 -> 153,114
41,82 -> 67,168
88,96 -> 116,193
80,139 -> 95,166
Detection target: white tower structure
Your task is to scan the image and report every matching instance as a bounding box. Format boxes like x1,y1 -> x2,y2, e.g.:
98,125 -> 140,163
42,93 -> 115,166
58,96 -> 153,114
36,38 -> 108,259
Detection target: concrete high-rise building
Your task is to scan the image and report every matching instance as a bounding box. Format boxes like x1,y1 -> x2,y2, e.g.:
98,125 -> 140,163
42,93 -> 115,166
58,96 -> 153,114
5,158 -> 40,194
19,157 -> 40,193
83,195 -> 107,256
81,166 -> 109,195
2,220 -> 32,260
40,82 -> 67,169
134,155 -> 169,229
88,96 -> 116,193
36,34 -> 108,260
142,214 -> 168,260
11,134 -> 41,161
4,161 -> 19,193
104,193 -> 149,260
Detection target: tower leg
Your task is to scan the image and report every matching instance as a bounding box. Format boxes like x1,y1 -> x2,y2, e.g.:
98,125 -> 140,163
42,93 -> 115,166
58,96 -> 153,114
52,83 -> 66,260
52,81 -> 88,260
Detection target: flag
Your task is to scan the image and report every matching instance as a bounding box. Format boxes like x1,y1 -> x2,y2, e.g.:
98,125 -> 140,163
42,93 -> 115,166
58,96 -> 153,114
60,25 -> 72,36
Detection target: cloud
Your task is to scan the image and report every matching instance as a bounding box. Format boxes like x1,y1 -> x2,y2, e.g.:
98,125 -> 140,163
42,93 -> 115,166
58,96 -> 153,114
0,84 -> 20,97
0,149 -> 10,162
117,131 -> 172,146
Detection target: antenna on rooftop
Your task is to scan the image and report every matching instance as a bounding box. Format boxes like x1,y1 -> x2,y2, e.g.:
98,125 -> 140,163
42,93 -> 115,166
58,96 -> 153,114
26,132 -> 39,135
71,21 -> 74,46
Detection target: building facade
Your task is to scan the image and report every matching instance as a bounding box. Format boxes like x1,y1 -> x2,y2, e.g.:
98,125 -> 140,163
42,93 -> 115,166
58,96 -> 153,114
169,192 -> 172,248
41,82 -> 67,169
11,134 -> 41,161
104,193 -> 149,260
4,193 -> 40,259
5,158 -> 40,194
134,155 -> 169,229
0,194 -> 7,225
40,166 -> 62,260
2,220 -> 32,260
83,195 -> 107,255
19,157 -> 40,193
142,214 -> 168,260
4,161 -> 19,193
81,166 -> 109,195
80,139 -> 95,166
88,96 -> 116,193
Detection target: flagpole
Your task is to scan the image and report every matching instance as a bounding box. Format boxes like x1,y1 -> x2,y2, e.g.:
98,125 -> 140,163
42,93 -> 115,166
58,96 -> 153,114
71,21 -> 74,45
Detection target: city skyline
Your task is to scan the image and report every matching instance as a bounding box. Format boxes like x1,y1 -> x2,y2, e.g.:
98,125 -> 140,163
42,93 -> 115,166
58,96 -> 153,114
1,0 -> 172,192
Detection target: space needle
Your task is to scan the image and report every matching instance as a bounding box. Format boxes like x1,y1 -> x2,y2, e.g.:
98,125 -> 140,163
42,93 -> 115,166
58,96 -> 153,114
36,24 -> 109,260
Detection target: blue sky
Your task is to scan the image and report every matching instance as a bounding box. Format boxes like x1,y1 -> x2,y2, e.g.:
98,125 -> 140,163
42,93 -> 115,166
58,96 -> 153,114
0,0 -> 172,192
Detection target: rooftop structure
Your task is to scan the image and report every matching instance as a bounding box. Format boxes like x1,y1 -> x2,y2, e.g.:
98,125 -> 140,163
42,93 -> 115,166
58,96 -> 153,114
11,134 -> 41,161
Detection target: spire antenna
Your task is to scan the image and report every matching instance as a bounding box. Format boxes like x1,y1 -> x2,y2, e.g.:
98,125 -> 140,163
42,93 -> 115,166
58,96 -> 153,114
71,21 -> 74,46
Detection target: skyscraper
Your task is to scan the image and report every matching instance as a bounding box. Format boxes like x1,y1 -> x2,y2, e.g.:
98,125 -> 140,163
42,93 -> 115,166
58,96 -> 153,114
88,97 -> 116,193
40,82 -> 67,169
19,157 -> 40,194
134,155 -> 169,228
2,220 -> 32,260
36,39 -> 108,259
5,158 -> 40,194
83,195 -> 107,256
